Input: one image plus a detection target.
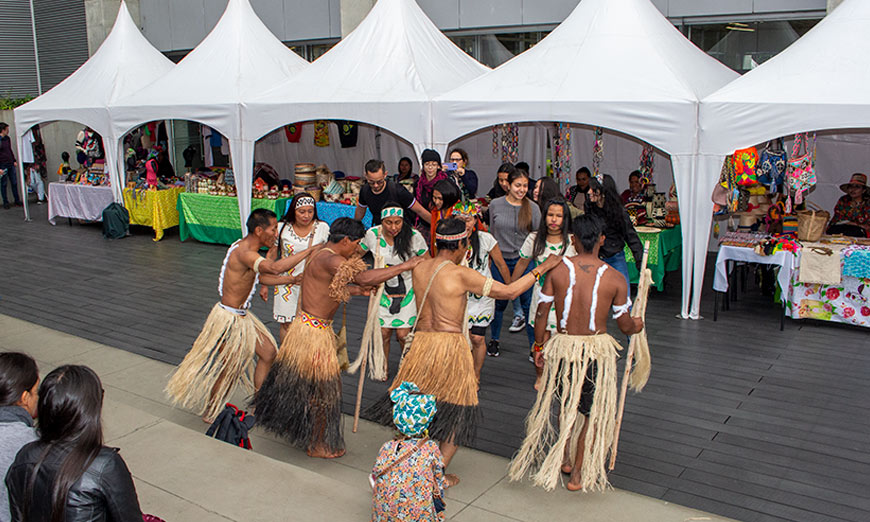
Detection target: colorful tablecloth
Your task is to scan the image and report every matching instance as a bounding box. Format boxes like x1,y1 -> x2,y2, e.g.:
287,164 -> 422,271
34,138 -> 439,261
123,187 -> 184,241
785,248 -> 870,328
48,183 -> 115,225
177,193 -> 291,245
303,201 -> 372,228
625,225 -> 682,291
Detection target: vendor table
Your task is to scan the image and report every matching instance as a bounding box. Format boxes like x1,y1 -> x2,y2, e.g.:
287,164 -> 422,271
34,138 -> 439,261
123,187 -> 184,241
177,193 -> 290,245
712,245 -> 796,328
306,201 -> 372,228
625,225 -> 681,291
786,249 -> 870,328
48,183 -> 115,225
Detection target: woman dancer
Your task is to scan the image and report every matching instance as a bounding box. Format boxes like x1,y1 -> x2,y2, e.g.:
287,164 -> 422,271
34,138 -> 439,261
266,193 -> 330,340
512,198 -> 576,389
360,202 -> 429,378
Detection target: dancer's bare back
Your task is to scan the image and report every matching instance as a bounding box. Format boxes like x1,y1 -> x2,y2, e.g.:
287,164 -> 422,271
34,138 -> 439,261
544,255 -> 643,337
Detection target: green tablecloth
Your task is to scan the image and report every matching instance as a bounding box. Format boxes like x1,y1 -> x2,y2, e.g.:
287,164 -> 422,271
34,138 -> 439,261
177,193 -> 291,245
625,225 -> 682,291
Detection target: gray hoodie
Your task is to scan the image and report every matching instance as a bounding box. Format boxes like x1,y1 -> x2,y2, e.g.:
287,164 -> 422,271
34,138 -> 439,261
0,406 -> 37,522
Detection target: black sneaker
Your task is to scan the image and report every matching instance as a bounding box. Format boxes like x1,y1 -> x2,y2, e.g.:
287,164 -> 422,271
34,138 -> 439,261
487,339 -> 500,357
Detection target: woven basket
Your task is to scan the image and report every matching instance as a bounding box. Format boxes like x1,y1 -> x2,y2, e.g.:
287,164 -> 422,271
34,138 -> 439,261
796,204 -> 829,242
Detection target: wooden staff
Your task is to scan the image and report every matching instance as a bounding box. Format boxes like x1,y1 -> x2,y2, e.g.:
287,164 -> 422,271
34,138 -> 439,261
352,287 -> 380,433
609,240 -> 651,470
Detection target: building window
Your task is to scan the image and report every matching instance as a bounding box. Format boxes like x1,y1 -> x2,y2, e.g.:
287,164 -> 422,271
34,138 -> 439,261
448,31 -> 549,68
688,20 -> 820,74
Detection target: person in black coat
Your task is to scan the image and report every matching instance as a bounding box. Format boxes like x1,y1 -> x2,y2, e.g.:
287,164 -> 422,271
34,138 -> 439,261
6,365 -> 142,522
584,178 -> 642,298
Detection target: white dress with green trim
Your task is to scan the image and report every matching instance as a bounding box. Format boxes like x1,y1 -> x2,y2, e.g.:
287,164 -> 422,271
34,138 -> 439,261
466,231 -> 498,328
520,232 -> 577,332
272,220 -> 330,323
360,226 -> 428,329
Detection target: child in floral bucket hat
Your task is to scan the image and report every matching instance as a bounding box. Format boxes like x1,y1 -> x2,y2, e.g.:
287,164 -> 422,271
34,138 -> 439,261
370,381 -> 457,521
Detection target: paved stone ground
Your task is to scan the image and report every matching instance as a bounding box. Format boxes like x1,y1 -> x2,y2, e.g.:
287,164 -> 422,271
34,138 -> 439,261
1,203 -> 869,521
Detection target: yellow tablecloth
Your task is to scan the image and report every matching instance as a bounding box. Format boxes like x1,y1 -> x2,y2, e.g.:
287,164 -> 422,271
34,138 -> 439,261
122,187 -> 184,241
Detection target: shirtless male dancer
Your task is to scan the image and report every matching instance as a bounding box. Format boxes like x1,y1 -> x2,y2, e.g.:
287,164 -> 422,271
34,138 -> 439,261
509,213 -> 644,492
254,217 -> 425,458
367,217 -> 561,476
167,209 -> 316,422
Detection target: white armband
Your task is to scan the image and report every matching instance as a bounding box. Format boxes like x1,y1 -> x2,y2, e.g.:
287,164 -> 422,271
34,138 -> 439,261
611,299 -> 631,319
481,277 -> 494,298
538,292 -> 555,304
253,257 -> 264,274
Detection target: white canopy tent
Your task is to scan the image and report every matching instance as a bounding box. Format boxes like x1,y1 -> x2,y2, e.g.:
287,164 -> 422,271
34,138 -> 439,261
13,1 -> 173,218
433,0 -> 738,319
111,0 -> 309,228
698,0 -> 870,317
243,0 -> 489,161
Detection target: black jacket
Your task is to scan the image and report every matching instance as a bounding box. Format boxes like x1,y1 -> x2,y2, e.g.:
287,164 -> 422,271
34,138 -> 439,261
6,442 -> 142,522
588,206 -> 643,265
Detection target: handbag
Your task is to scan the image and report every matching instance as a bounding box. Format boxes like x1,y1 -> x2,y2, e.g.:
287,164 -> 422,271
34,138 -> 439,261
206,403 -> 255,449
786,133 -> 816,205
370,438 -> 427,488
713,155 -> 739,213
757,138 -> 787,192
733,147 -> 759,186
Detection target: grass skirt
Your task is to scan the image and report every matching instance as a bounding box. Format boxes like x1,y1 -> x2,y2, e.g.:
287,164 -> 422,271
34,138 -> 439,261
508,333 -> 621,492
166,303 -> 276,421
365,331 -> 481,446
252,314 -> 344,453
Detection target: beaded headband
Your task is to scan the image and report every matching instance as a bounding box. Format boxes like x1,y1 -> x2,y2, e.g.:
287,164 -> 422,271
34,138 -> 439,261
435,230 -> 468,242
295,196 -> 316,208
381,207 -> 404,219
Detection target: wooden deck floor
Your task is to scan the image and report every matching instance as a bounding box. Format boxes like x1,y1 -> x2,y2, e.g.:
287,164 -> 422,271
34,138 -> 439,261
1,203 -> 868,522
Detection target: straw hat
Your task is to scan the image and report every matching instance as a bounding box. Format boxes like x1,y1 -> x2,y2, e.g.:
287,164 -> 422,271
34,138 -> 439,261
840,173 -> 869,195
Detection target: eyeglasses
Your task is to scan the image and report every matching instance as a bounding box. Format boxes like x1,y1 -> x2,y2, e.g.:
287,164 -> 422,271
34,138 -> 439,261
367,178 -> 386,187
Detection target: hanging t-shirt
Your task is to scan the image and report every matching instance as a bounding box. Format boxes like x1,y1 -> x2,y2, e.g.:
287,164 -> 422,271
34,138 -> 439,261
209,127 -> 223,148
358,180 -> 416,225
360,226 -> 428,328
20,130 -> 35,163
338,121 -> 358,148
314,121 -> 330,147
284,124 -> 302,143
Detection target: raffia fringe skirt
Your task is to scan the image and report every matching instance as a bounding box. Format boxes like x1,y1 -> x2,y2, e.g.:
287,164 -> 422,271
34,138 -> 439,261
365,331 -> 481,446
252,313 -> 344,453
508,333 -> 621,492
166,303 -> 276,421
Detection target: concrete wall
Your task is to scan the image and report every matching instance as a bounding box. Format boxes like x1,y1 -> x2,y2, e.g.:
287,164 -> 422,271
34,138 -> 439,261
136,0 -> 828,52
1,109 -> 86,186
85,0 -> 141,55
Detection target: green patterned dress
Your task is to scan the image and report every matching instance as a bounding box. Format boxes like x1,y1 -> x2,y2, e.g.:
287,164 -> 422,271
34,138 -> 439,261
361,226 -> 429,328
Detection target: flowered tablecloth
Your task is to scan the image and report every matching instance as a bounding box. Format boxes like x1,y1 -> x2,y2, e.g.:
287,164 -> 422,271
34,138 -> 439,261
123,187 -> 184,241
177,193 -> 290,245
625,225 -> 682,291
786,248 -> 870,328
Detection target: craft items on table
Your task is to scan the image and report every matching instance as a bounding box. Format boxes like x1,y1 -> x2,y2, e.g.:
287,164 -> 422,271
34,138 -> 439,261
122,186 -> 184,241
177,192 -> 291,245
625,225 -> 682,291
718,230 -> 769,248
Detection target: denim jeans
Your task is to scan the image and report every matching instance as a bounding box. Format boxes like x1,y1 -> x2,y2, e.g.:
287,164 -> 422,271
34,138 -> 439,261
490,256 -> 533,342
602,251 -> 631,300
0,164 -> 21,205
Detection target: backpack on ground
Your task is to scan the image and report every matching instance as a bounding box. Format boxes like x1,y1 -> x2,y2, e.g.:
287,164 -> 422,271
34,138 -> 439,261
101,202 -> 130,239
206,403 -> 255,449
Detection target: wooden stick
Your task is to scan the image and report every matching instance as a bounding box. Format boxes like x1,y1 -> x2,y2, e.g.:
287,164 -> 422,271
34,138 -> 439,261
609,241 -> 651,470
353,289 -> 379,433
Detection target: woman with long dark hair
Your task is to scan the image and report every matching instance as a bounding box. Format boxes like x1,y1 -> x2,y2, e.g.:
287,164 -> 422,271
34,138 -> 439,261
452,201 -> 512,381
360,201 -> 429,379
265,192 -> 330,341
511,198 -> 577,388
6,365 -> 142,521
585,178 -> 642,296
0,353 -> 39,522
486,168 -> 541,356
429,179 -> 462,253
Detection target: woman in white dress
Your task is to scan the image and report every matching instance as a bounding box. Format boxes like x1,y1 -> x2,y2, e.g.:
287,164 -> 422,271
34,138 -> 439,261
360,202 -> 429,379
265,193 -> 330,341
452,201 -> 512,382
512,198 -> 576,389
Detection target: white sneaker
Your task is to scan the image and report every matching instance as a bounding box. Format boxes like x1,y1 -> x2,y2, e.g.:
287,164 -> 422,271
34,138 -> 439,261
509,315 -> 526,333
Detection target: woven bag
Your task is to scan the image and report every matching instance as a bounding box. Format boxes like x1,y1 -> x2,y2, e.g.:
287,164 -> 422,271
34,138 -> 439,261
796,202 -> 829,242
